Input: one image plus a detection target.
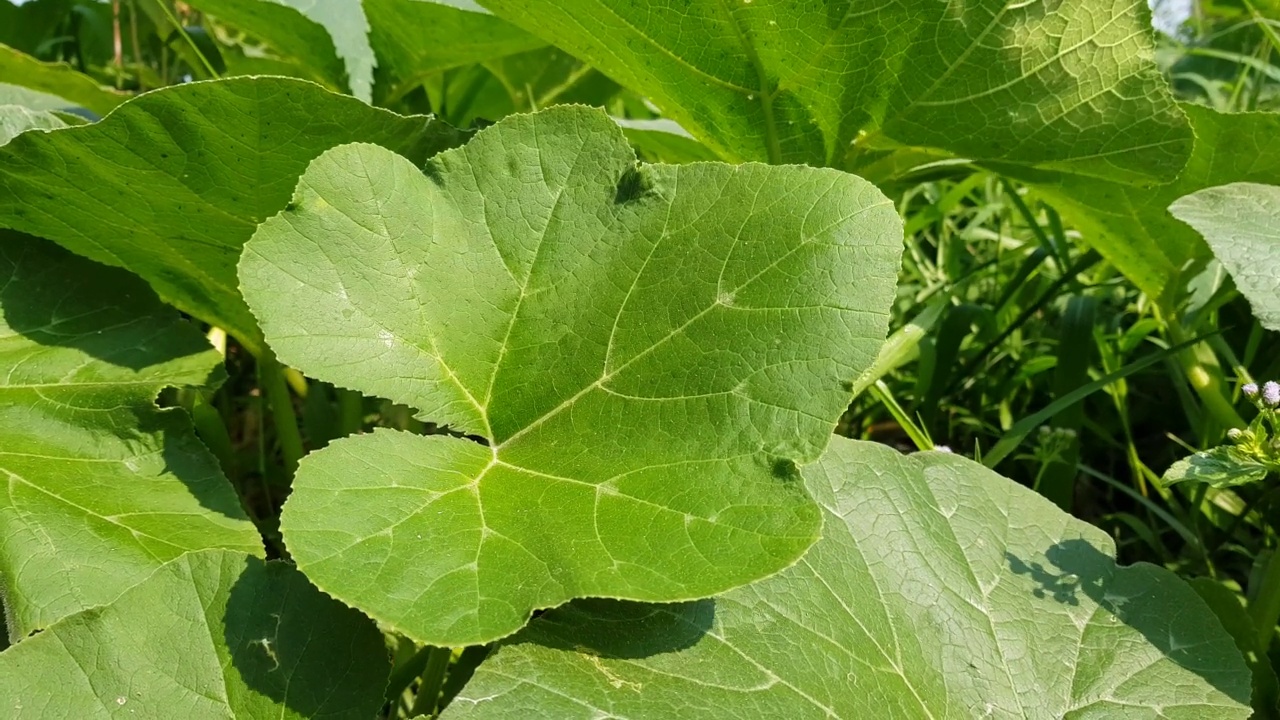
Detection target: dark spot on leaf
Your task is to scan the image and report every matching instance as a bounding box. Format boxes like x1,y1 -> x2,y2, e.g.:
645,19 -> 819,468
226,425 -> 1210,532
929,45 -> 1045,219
614,167 -> 649,205
285,202 -> 297,212
421,160 -> 445,187
771,457 -> 799,481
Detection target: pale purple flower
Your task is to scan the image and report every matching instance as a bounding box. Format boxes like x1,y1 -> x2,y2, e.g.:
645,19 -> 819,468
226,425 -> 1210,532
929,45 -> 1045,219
1244,382 -> 1260,398
934,445 -> 953,453
1264,381 -> 1280,408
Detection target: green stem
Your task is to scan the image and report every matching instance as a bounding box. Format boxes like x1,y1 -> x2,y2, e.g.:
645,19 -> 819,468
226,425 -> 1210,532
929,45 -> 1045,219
337,388 -> 364,436
1165,315 -> 1247,431
153,0 -> 218,79
258,352 -> 305,475
383,641 -> 434,707
409,646 -> 454,718
869,380 -> 933,450
1252,548 -> 1280,653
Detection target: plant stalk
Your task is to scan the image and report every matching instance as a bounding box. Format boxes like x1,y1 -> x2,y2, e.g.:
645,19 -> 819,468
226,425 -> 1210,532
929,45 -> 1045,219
1164,315 -> 1246,432
409,645 -> 454,718
258,352 -> 305,475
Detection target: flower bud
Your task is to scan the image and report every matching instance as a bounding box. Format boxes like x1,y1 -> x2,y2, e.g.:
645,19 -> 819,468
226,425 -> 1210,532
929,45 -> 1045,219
1264,381 -> 1280,408
1244,382 -> 1260,398
1227,428 -> 1243,442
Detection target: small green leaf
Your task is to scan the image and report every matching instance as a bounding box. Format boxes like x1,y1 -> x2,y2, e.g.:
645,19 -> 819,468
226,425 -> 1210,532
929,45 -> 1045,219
479,0 -> 1191,183
1162,447 -> 1271,489
0,234 -> 261,637
0,44 -> 128,115
0,77 -> 467,354
444,439 -> 1252,718
1169,181 -> 1280,331
240,105 -> 903,645
0,549 -> 390,719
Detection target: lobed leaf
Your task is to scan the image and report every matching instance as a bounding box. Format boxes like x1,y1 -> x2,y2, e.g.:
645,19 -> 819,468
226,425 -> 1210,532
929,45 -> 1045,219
443,439 -> 1252,719
239,104 -> 903,646
0,77 -> 467,354
0,234 -> 261,637
479,0 -> 1192,184
0,550 -> 389,719
1169,181 -> 1280,331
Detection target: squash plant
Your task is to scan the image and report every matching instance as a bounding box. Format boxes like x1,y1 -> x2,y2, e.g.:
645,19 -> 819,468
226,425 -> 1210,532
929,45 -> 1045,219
0,0 -> 1268,717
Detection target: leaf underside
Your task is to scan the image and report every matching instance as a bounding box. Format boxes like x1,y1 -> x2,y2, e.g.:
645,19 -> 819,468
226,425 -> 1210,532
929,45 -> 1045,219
239,104 -> 904,646
1169,181 -> 1280,332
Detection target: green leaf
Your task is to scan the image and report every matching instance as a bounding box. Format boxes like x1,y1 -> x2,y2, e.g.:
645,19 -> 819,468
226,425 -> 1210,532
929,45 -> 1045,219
1169,181 -> 1280,331
1038,106 -> 1280,301
0,549 -> 389,719
367,0 -> 545,104
422,47 -> 620,129
0,234 -> 261,637
479,0 -> 1191,183
1162,446 -> 1271,489
189,0 -> 374,101
1189,578 -> 1280,717
239,105 -> 903,646
0,44 -> 128,116
0,105 -> 68,145
0,77 -> 467,354
444,439 -> 1252,719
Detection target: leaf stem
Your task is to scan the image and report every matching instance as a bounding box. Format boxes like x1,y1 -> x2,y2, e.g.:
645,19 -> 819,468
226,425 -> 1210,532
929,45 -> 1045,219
258,352 -> 305,475
409,645 -> 454,717
153,0 -> 219,79
1163,314 -> 1247,432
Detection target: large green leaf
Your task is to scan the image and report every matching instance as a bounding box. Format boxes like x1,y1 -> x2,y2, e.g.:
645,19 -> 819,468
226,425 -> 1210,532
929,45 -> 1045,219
367,0 -> 545,104
0,77 -> 466,354
0,549 -> 389,719
239,105 -> 903,646
0,234 -> 261,637
444,439 -> 1251,719
0,44 -> 127,115
1038,106 -> 1280,301
1169,182 -> 1280,330
479,0 -> 1191,184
